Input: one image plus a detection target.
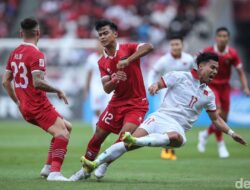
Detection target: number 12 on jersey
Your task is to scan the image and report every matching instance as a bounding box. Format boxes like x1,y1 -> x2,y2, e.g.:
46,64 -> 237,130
102,111 -> 113,125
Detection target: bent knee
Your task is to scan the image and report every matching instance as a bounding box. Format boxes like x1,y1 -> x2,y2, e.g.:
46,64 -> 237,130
64,120 -> 72,133
169,133 -> 183,148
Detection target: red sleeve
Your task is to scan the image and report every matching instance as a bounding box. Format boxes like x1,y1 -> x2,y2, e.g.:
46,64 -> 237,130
232,49 -> 242,68
127,43 -> 139,54
30,51 -> 46,72
98,60 -> 109,78
5,53 -> 13,71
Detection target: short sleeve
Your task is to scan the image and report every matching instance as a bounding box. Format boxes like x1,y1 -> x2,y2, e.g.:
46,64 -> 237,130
232,49 -> 242,68
161,71 -> 181,89
127,42 -> 146,55
98,60 -> 109,78
205,92 -> 217,112
30,51 -> 46,72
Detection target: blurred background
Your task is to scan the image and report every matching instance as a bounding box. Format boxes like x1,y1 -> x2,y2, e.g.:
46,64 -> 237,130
0,0 -> 250,127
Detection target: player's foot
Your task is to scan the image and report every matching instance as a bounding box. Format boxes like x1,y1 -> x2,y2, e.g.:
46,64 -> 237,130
218,141 -> 229,158
197,131 -> 207,153
47,172 -> 69,181
94,163 -> 108,180
161,149 -> 172,160
170,153 -> 177,160
122,132 -> 136,146
69,168 -> 91,181
40,164 -> 51,178
80,156 -> 97,173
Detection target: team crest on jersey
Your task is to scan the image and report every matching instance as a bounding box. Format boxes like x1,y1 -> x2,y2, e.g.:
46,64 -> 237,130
203,90 -> 208,96
39,59 -> 45,67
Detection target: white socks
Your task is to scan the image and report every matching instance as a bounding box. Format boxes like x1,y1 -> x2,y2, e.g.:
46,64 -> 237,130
95,142 -> 127,165
135,133 -> 170,147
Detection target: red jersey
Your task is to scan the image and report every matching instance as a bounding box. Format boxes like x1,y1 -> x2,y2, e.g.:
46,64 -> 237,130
98,43 -> 148,108
203,45 -> 242,84
6,42 -> 51,113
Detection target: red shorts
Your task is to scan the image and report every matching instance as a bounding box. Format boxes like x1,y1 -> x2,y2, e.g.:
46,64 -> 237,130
209,83 -> 230,113
97,104 -> 148,134
20,104 -> 61,132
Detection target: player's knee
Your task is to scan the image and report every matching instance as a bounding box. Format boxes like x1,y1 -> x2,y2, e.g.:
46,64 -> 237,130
54,124 -> 70,139
170,133 -> 183,148
64,120 -> 72,133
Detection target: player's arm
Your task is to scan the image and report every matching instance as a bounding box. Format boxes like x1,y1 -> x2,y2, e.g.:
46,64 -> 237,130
32,70 -> 68,104
148,77 -> 166,96
236,66 -> 250,96
2,71 -> 19,105
117,43 -> 154,69
208,111 -> 247,145
101,71 -> 127,94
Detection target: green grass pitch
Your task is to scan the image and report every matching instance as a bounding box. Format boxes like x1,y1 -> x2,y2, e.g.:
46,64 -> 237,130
0,121 -> 249,190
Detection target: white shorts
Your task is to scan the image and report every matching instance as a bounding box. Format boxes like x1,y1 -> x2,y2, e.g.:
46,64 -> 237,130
139,112 -> 187,146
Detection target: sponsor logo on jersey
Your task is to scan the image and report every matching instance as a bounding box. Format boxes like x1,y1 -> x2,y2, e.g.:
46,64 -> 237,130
39,59 -> 45,67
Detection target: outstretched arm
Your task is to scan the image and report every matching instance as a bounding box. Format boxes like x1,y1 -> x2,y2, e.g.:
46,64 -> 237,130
117,43 -> 154,69
208,111 -> 247,145
32,71 -> 68,104
148,77 -> 166,96
2,71 -> 19,105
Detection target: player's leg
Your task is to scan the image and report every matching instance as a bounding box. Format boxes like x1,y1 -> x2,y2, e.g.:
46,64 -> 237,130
94,109 -> 146,179
46,117 -> 70,181
214,84 -> 230,158
41,119 -> 72,178
83,128 -> 149,176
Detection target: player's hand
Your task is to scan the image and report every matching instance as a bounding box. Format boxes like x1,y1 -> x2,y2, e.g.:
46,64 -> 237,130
232,133 -> 247,145
243,87 -> 250,96
117,59 -> 130,69
57,90 -> 69,104
148,83 -> 159,95
116,71 -> 127,81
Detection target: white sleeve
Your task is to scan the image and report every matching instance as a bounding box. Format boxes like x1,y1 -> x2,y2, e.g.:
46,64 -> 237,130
148,55 -> 167,85
188,55 -> 195,70
161,71 -> 181,88
205,92 -> 217,112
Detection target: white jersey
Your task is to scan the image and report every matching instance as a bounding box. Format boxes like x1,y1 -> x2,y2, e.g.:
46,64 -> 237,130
148,52 -> 194,85
156,70 -> 216,131
85,52 -> 111,110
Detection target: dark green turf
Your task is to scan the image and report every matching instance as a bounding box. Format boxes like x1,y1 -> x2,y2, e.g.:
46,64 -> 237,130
0,121 -> 249,190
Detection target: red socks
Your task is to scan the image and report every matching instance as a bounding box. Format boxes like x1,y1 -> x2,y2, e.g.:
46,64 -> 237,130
46,137 -> 55,165
85,134 -> 105,161
207,124 -> 223,142
50,136 -> 69,172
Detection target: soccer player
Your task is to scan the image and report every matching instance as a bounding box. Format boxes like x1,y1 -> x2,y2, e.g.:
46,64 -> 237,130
84,44 -> 111,132
2,18 -> 72,181
70,19 -> 154,181
80,52 -> 247,177
197,27 -> 250,158
148,35 -> 194,160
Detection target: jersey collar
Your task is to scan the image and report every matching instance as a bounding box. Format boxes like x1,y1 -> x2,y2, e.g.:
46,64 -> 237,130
191,69 -> 207,88
21,42 -> 39,50
213,44 -> 229,55
103,42 -> 120,59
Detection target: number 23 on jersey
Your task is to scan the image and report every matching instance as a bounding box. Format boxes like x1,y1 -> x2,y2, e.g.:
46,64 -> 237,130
11,61 -> 29,89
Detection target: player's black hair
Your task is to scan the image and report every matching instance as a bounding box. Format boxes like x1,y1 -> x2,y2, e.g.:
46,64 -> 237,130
216,27 -> 230,36
95,19 -> 118,32
169,34 -> 183,42
196,52 -> 219,65
21,17 -> 39,31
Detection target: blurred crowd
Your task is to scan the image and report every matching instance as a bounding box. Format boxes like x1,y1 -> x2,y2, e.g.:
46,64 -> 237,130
0,0 -> 19,37
36,0 -> 209,45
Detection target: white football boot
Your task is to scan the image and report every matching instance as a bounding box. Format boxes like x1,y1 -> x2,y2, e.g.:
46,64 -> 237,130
94,163 -> 108,180
40,164 -> 51,178
218,141 -> 229,158
69,168 -> 91,181
47,172 -> 69,181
